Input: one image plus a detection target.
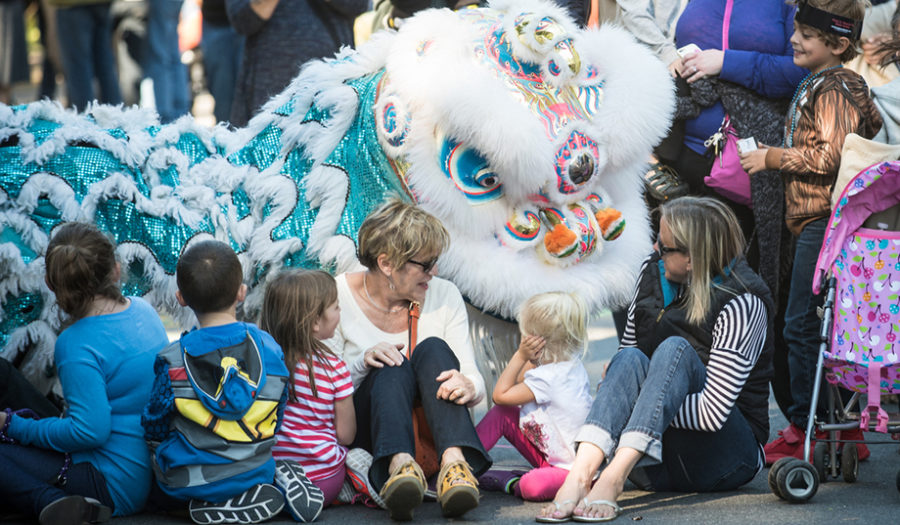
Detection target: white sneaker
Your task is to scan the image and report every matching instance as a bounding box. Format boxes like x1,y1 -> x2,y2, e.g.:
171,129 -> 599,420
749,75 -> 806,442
344,448 -> 386,509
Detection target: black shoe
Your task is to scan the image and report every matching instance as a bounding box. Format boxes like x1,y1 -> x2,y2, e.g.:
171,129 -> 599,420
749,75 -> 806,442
39,495 -> 111,525
189,483 -> 284,524
274,459 -> 324,522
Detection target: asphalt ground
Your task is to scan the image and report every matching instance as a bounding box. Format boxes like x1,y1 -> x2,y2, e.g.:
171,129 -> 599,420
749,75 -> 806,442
4,310 -> 900,525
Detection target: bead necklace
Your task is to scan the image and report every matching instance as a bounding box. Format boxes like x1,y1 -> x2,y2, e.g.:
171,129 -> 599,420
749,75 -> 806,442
363,272 -> 405,314
784,65 -> 843,148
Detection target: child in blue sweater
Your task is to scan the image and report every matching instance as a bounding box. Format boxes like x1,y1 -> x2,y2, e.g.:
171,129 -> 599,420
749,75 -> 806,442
0,222 -> 169,525
142,240 -> 298,524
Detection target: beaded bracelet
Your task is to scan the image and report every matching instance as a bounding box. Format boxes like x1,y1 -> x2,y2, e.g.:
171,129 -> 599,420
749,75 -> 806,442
0,407 -> 40,444
0,408 -> 14,444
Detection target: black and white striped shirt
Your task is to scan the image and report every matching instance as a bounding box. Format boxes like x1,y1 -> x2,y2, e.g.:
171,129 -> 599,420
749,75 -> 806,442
619,265 -> 768,432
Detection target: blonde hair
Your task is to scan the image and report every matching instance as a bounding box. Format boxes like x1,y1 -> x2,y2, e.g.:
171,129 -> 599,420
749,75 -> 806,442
660,197 -> 746,325
357,199 -> 450,271
259,270 -> 337,399
518,292 -> 589,363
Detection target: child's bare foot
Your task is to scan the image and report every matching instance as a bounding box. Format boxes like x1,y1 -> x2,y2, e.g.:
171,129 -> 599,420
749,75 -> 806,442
573,478 -> 623,520
536,477 -> 587,522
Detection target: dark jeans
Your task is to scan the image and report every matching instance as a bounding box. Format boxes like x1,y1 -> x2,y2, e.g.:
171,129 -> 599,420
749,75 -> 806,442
0,359 -> 60,418
352,337 -> 492,491
578,341 -> 760,493
785,218 -> 828,427
200,21 -> 243,124
0,444 -> 113,516
55,2 -> 122,110
145,0 -> 190,123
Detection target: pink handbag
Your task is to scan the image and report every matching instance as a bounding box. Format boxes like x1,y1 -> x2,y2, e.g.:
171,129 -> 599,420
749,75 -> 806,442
703,0 -> 753,207
705,115 -> 753,207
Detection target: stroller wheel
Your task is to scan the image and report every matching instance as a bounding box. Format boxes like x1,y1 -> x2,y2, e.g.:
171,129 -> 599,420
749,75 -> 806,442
769,457 -> 795,499
813,443 -> 828,482
841,443 -> 859,483
776,458 -> 819,503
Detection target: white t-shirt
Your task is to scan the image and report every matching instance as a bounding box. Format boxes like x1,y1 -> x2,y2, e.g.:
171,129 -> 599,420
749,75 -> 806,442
520,358 -> 592,470
325,273 -> 486,406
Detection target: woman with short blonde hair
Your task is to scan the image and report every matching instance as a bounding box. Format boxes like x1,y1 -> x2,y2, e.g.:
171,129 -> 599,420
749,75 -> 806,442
330,199 -> 490,521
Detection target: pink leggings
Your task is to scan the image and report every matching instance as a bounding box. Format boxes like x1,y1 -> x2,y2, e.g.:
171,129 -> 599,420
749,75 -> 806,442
475,404 -> 569,501
313,463 -> 346,507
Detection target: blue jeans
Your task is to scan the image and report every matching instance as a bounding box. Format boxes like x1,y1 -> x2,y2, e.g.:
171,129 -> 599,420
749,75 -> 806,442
0,444 -> 113,516
576,340 -> 760,492
145,0 -> 190,123
55,3 -> 122,110
352,337 -> 492,490
200,22 -> 243,124
784,218 -> 827,427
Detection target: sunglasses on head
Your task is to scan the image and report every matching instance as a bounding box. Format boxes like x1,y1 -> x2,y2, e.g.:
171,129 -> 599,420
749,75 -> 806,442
408,258 -> 438,273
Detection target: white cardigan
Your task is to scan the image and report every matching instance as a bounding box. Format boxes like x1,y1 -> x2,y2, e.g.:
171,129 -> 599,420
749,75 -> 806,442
325,273 -> 486,406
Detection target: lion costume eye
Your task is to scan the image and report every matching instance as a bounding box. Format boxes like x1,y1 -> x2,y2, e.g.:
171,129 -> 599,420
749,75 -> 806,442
555,130 -> 600,194
474,169 -> 499,188
438,134 -> 502,202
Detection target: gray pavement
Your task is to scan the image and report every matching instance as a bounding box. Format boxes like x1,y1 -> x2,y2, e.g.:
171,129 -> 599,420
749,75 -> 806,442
6,311 -> 900,525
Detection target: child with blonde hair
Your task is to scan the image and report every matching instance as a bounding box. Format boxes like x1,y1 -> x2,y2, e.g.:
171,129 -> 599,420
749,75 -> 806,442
475,292 -> 593,502
262,270 -> 356,518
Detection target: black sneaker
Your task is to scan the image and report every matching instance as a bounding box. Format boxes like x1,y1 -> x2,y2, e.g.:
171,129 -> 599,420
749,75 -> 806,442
188,483 -> 284,524
39,495 -> 111,525
274,459 -> 324,522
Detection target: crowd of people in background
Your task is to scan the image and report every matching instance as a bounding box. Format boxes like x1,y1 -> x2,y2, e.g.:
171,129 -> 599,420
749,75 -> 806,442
4,0 -> 900,523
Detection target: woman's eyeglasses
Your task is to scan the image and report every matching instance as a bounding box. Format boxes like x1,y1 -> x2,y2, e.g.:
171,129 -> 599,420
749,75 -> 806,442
657,244 -> 684,257
408,258 -> 438,273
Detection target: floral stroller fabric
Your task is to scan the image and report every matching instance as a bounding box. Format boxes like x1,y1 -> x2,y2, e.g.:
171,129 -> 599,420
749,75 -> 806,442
814,160 -> 900,434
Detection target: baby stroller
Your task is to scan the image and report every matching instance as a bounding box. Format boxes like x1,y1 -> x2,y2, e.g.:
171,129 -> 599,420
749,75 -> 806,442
770,160 -> 900,503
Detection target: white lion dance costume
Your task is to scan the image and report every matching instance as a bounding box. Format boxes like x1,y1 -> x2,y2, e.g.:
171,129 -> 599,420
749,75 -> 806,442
0,0 -> 673,395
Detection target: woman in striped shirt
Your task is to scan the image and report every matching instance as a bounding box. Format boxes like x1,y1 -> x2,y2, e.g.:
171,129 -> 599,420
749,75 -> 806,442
537,197 -> 774,523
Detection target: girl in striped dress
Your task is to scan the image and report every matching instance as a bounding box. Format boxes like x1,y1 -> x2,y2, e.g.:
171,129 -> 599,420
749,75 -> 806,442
262,270 -> 356,509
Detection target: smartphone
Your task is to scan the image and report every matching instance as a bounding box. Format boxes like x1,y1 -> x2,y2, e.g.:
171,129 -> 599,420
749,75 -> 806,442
737,137 -> 758,154
677,44 -> 701,58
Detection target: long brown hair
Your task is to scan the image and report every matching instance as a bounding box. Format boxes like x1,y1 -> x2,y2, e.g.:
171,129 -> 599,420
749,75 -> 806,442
45,223 -> 125,321
260,270 -> 337,399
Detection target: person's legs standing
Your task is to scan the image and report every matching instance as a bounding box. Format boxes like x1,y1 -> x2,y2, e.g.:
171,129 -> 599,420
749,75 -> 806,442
55,5 -> 96,109
769,218 -> 829,462
89,2 -> 121,105
199,21 -> 242,123
145,0 -> 189,122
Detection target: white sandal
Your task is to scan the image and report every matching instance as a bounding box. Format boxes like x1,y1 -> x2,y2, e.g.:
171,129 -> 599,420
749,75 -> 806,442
535,499 -> 577,523
571,498 -> 622,522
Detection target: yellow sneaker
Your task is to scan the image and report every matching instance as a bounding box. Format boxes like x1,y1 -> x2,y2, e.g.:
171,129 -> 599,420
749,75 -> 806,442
378,460 -> 425,521
436,460 -> 479,518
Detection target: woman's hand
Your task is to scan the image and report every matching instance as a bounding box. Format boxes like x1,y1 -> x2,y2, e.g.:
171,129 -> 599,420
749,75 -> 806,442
739,145 -> 769,175
436,369 -> 475,405
682,49 -> 724,83
517,334 -> 546,365
363,342 -> 406,368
